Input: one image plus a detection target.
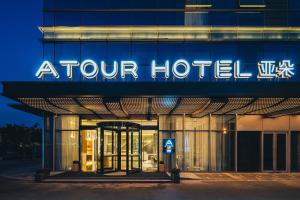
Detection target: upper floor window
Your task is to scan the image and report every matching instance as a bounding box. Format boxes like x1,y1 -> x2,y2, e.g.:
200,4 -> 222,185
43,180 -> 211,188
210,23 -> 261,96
185,0 -> 212,8
239,0 -> 266,8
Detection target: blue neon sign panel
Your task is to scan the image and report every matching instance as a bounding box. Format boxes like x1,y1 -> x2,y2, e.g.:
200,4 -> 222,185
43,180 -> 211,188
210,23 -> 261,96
163,139 -> 175,155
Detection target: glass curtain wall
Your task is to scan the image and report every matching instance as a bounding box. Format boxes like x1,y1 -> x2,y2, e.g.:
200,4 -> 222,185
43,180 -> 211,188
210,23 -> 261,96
175,130 -> 228,171
176,131 -> 210,171
159,115 -> 235,172
185,0 -> 298,27
55,116 -> 79,171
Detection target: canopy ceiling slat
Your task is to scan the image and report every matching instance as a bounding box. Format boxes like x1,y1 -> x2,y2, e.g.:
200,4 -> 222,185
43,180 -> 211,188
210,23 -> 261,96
48,98 -> 93,114
13,97 -> 300,118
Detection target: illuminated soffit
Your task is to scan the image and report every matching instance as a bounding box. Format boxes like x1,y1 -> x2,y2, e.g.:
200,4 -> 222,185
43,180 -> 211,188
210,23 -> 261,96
39,26 -> 300,41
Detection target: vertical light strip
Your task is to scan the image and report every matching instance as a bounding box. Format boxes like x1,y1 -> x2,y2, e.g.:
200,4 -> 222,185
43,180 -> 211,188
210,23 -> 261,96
42,117 -> 45,168
52,116 -> 56,171
235,113 -> 238,172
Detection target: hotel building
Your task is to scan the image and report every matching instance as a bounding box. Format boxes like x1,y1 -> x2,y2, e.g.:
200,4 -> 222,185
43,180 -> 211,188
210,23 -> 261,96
2,0 -> 300,174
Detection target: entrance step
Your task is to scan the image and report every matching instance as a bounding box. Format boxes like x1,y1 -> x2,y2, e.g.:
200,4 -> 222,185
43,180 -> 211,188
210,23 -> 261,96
42,178 -> 172,183
43,171 -> 172,183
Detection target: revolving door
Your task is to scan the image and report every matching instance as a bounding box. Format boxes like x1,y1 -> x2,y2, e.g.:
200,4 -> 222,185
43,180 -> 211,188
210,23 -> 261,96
97,122 -> 142,174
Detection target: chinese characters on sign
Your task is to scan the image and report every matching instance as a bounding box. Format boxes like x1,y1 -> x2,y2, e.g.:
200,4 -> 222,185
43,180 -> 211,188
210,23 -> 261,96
35,59 -> 296,80
257,60 -> 295,79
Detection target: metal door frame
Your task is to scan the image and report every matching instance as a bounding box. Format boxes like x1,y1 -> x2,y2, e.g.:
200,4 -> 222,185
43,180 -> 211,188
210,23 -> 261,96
261,131 -> 289,172
97,122 -> 142,174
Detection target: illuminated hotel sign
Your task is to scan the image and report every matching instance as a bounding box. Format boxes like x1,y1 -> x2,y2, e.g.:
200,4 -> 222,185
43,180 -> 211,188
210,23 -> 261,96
35,59 -> 295,80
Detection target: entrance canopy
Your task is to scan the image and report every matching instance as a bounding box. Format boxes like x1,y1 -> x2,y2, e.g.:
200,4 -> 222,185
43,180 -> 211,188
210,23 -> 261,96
2,81 -> 300,118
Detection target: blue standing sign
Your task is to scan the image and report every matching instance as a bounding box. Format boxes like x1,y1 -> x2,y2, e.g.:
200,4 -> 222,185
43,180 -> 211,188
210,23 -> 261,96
163,139 -> 175,155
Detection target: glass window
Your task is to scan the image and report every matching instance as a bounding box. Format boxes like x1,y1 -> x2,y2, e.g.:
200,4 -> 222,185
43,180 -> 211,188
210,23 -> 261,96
291,132 -> 300,171
265,11 -> 287,26
210,131 -> 222,171
210,11 -> 236,26
55,116 -> 79,171
179,131 -> 210,171
289,0 -> 300,9
142,130 -> 158,172
160,115 -> 235,172
54,13 -> 81,26
237,12 -> 264,26
81,130 -> 97,172
185,12 -> 209,26
265,0 -> 287,9
237,131 -> 261,171
56,115 -> 79,130
175,130 -> 227,171
212,0 -> 236,8
44,13 -> 55,26
55,131 -> 79,171
185,116 -> 210,130
186,0 -> 212,7
44,0 -> 184,26
44,0 -> 184,10
289,12 -> 300,27
239,0 -> 265,7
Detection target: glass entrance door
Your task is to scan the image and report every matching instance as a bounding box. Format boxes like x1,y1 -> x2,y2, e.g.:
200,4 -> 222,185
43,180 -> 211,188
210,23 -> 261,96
120,129 -> 141,171
80,129 -> 97,172
97,122 -> 142,174
128,128 -> 142,171
262,132 -> 287,171
102,129 -> 118,172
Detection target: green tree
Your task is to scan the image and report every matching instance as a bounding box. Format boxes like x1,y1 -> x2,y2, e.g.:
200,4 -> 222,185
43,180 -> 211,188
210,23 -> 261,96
0,123 -> 42,159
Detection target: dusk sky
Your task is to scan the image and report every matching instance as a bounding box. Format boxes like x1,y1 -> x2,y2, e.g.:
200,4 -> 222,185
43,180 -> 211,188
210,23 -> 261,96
0,0 -> 43,126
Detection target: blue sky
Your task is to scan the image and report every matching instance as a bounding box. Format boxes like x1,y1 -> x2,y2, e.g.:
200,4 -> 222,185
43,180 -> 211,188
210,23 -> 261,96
0,0 -> 43,126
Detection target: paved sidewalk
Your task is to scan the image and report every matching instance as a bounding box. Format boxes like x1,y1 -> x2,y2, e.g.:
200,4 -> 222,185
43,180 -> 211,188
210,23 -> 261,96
1,176 -> 300,200
0,160 -> 40,181
181,172 -> 300,181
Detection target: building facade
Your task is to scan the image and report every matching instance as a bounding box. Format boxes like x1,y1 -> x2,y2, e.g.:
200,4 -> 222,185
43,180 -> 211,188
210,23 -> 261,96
2,0 -> 300,173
